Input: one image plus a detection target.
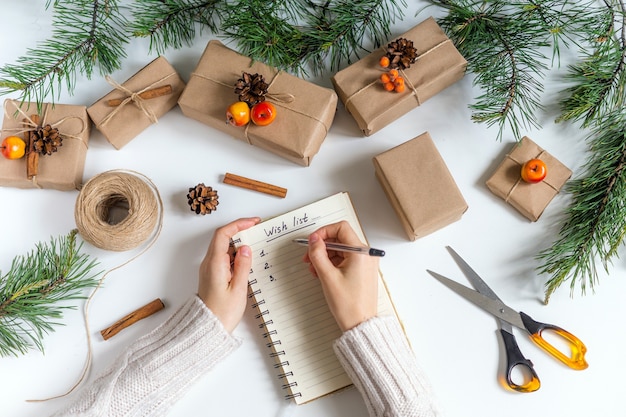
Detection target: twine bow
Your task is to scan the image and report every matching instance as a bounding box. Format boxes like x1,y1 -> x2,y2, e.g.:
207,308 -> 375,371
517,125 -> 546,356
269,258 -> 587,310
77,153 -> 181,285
3,100 -> 87,141
3,100 -> 88,188
264,72 -> 295,104
98,73 -> 175,127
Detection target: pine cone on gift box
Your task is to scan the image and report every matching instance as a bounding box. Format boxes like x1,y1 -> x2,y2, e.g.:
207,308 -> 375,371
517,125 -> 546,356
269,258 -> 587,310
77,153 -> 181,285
234,72 -> 269,107
187,183 -> 219,215
32,124 -> 62,156
384,37 -> 418,70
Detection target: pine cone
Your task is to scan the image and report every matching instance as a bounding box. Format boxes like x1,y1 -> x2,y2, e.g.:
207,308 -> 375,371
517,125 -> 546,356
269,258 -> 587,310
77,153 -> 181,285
31,124 -> 62,156
187,183 -> 219,215
384,37 -> 418,70
234,72 -> 269,106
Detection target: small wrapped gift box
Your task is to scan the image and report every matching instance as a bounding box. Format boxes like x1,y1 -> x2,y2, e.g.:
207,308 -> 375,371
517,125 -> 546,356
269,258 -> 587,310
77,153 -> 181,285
332,17 -> 467,136
486,136 -> 572,222
0,99 -> 91,191
88,56 -> 186,149
178,40 -> 338,166
373,132 -> 468,240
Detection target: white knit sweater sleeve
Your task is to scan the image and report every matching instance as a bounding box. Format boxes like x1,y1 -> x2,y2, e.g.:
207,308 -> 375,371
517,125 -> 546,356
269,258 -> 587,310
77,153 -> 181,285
51,296 -> 241,417
333,315 -> 441,417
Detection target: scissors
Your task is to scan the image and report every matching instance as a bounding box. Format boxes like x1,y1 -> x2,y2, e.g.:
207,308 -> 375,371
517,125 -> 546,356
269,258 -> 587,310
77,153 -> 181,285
427,246 -> 588,393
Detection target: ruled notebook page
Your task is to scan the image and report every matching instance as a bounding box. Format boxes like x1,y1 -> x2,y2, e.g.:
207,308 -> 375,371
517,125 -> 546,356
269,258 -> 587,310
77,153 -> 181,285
232,192 -> 399,404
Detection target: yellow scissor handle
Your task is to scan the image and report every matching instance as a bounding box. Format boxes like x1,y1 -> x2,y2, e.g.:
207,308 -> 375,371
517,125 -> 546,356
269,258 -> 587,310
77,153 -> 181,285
520,312 -> 589,371
499,329 -> 541,393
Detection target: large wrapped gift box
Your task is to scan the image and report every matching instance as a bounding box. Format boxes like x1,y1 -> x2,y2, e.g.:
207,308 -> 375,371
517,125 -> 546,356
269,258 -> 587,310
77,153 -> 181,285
178,40 -> 338,166
373,132 -> 468,240
0,99 -> 90,191
332,17 -> 467,136
88,56 -> 186,149
486,136 -> 572,221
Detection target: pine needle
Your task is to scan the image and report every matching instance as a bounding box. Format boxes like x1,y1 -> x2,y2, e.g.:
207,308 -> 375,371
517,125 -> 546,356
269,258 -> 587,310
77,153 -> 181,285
0,230 -> 101,357
0,0 -> 128,109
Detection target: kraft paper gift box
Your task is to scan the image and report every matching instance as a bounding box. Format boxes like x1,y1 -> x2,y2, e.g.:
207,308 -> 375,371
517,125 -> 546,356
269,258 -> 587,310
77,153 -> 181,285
0,99 -> 91,191
178,40 -> 338,166
88,56 -> 186,149
486,136 -> 572,222
332,17 -> 467,136
373,132 -> 468,240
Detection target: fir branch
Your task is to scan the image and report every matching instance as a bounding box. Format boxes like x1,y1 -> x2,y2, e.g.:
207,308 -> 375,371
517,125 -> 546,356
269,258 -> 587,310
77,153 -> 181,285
557,3 -> 626,126
0,230 -> 101,357
300,0 -> 406,73
538,1 -> 626,302
538,111 -> 626,303
431,1 -> 549,140
130,0 -> 225,54
218,0 -> 405,75
0,0 -> 128,108
219,1 -> 310,73
429,0 -> 612,140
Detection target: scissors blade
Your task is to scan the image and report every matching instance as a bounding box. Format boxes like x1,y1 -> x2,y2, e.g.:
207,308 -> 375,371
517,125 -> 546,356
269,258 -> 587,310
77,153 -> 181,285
427,270 -> 525,330
445,246 -> 502,302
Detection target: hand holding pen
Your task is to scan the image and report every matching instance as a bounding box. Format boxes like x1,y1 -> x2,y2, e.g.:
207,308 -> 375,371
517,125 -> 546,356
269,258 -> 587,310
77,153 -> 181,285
301,221 -> 380,331
293,238 -> 385,257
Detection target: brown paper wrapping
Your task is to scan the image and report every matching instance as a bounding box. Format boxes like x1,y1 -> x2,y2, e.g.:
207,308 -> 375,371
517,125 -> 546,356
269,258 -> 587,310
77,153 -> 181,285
373,132 -> 468,240
0,99 -> 90,191
332,17 -> 467,136
88,56 -> 186,149
486,136 -> 572,222
178,40 -> 338,166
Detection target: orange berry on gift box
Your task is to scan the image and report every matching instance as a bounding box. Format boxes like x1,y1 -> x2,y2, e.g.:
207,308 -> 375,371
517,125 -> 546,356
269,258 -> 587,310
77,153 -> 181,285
226,101 -> 251,126
388,69 -> 399,81
521,158 -> 548,183
251,102 -> 277,126
394,83 -> 406,93
380,73 -> 391,84
379,56 -> 390,68
1,136 -> 26,159
383,82 -> 395,91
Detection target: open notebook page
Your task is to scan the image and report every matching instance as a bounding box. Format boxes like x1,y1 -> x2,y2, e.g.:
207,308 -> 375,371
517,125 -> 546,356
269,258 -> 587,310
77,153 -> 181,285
231,192 -> 400,404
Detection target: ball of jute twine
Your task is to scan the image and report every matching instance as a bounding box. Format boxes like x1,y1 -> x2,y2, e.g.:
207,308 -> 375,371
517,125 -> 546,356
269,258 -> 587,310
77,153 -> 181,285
31,170 -> 163,403
75,170 -> 160,251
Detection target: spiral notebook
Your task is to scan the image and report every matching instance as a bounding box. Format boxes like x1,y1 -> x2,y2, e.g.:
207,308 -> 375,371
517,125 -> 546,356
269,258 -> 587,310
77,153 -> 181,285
231,192 -> 402,404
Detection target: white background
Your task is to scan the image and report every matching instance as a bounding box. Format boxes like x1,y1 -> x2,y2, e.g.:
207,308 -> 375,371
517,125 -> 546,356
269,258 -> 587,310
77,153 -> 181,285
1,1 -> 621,416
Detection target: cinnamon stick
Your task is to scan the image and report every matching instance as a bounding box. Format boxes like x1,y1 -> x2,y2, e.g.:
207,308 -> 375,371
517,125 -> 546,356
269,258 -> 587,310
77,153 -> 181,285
223,172 -> 287,198
100,298 -> 165,340
107,84 -> 173,106
25,115 -> 39,179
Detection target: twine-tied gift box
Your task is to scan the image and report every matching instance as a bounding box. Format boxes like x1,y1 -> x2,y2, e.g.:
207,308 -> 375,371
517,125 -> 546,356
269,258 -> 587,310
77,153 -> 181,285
332,17 -> 467,137
0,99 -> 90,191
373,132 -> 468,240
486,136 -> 572,222
88,56 -> 186,149
178,40 -> 338,167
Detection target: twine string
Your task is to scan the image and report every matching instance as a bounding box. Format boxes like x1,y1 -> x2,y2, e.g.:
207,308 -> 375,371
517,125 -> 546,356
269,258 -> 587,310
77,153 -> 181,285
3,100 -> 89,188
191,70 -> 327,146
504,150 -> 557,202
28,170 -> 163,402
97,73 -> 175,128
344,38 -> 452,111
3,100 -> 88,142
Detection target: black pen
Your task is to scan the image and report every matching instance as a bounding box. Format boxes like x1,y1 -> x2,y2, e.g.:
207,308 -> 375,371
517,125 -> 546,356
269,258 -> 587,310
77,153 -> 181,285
292,238 -> 385,257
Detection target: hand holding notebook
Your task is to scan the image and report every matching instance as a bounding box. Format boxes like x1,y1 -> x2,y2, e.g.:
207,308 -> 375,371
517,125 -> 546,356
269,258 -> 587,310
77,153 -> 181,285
231,192 -> 405,404
197,217 -> 261,332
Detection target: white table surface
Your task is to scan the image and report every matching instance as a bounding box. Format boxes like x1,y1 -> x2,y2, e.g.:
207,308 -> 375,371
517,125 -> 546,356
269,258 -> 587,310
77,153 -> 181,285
1,2 -> 621,416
